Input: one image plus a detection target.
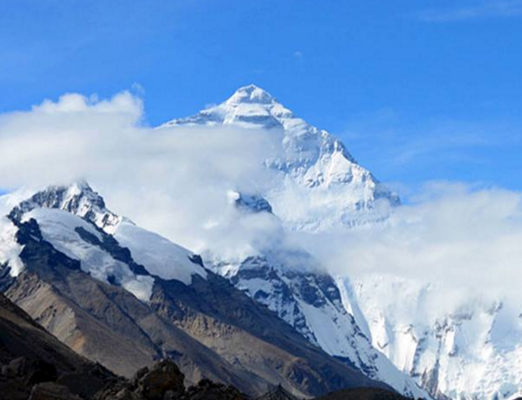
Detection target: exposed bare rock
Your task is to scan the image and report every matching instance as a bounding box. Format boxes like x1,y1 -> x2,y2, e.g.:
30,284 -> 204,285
179,379 -> 247,400
94,359 -> 243,400
29,382 -> 83,400
133,360 -> 185,400
315,388 -> 412,400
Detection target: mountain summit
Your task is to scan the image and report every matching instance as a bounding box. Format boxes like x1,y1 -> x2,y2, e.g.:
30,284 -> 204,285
163,86 -> 522,400
158,88 -> 426,398
163,84 -> 399,231
225,84 -> 276,105
162,84 -> 292,130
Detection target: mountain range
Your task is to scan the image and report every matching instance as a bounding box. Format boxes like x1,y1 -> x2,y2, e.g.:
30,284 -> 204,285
0,85 -> 520,400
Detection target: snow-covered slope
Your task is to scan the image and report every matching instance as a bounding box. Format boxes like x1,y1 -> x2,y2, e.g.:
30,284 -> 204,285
114,219 -> 207,284
162,84 -> 399,232
0,217 -> 24,277
214,252 -> 429,399
1,183 -> 208,296
338,274 -> 522,400
23,207 -> 155,301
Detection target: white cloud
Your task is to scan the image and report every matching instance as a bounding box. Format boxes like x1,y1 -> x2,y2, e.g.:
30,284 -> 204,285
296,181 -> 522,313
0,91 -> 283,259
1,90 -> 522,314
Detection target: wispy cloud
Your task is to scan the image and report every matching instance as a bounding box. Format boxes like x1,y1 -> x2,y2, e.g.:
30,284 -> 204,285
298,181 -> 522,314
417,0 -> 522,22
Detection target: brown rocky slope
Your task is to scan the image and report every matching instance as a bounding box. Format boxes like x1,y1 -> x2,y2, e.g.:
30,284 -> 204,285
1,215 -> 387,398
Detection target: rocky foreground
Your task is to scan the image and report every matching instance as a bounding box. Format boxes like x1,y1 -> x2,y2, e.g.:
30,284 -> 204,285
0,290 -> 244,400
2,357 -> 246,400
94,360 -> 245,400
0,288 -> 416,400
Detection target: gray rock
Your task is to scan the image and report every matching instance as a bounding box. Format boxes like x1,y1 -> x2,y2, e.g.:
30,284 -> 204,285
29,382 -> 82,400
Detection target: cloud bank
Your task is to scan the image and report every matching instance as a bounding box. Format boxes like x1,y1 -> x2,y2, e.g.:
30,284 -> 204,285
0,91 -> 283,260
296,181 -> 522,315
1,91 -> 522,310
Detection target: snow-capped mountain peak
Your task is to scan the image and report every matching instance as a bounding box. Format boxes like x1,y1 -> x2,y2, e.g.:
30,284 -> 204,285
162,85 -> 399,231
163,84 -> 292,130
2,182 -> 208,296
224,84 -> 276,106
8,180 -> 122,233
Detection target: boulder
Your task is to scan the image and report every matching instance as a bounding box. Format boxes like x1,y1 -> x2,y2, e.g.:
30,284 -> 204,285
134,359 -> 185,400
179,379 -> 246,400
29,382 -> 82,400
95,359 -> 185,400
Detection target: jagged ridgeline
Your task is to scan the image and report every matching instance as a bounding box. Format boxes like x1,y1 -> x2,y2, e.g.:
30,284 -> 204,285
0,182 -> 388,398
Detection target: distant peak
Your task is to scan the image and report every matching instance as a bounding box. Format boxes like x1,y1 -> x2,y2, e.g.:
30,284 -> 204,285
68,179 -> 93,194
8,181 -> 122,232
225,84 -> 276,105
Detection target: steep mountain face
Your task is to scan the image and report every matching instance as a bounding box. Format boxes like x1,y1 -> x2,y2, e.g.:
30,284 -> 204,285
2,85 -> 514,400
337,275 -> 522,400
163,85 -> 426,399
2,191 -> 256,390
219,256 -> 426,399
162,84 -> 399,232
0,183 -> 389,398
8,180 -> 121,233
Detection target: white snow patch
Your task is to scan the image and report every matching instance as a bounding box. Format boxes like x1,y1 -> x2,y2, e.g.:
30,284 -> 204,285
113,220 -> 207,284
24,208 -> 154,301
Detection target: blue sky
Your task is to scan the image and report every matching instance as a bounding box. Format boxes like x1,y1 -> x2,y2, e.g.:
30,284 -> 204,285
0,0 -> 521,191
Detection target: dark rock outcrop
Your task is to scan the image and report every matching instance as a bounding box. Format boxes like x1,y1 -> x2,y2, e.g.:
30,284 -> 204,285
180,379 -> 246,400
133,360 -> 185,400
29,382 -> 83,400
315,388 -> 412,400
95,359 -> 247,400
